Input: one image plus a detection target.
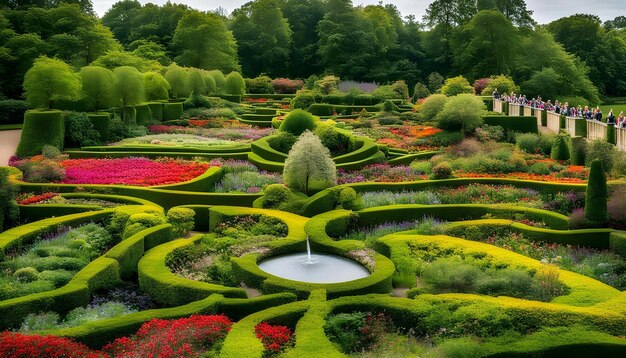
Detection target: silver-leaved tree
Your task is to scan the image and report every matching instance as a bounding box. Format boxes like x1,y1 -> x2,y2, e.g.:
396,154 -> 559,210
283,130 -> 336,195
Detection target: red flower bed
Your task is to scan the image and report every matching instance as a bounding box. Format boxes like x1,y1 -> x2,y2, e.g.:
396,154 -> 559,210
0,331 -> 104,358
60,158 -> 211,186
103,315 -> 232,358
17,192 -> 57,205
254,322 -> 294,355
454,171 -> 586,183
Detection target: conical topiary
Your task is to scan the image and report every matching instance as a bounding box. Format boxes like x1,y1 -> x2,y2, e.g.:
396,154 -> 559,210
570,136 -> 586,166
584,159 -> 608,226
550,133 -> 570,161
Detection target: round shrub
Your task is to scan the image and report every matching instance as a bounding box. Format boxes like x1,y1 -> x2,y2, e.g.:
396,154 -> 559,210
338,187 -> 362,210
167,207 -> 195,237
481,75 -> 519,96
316,125 -> 350,156
516,133 -> 541,154
440,76 -> 473,96
64,111 -> 101,148
435,94 -> 485,133
550,133 -> 571,161
418,94 -> 448,121
431,161 -> 453,179
245,76 -> 273,94
39,270 -> 74,287
586,140 -> 616,173
279,109 -> 318,136
262,184 -> 293,208
41,145 -> 61,159
291,92 -> 315,110
267,131 -> 297,153
13,267 -> 40,283
225,72 -> 245,96
570,136 -> 587,166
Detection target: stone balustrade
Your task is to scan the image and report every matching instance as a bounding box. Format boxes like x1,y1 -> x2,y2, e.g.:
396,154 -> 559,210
493,99 -> 503,113
586,120 -> 607,141
617,127 -> 626,152
508,103 -> 521,116
546,111 -> 561,133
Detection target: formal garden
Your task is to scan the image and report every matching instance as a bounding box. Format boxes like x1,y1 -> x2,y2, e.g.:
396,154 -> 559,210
2,0 -> 626,357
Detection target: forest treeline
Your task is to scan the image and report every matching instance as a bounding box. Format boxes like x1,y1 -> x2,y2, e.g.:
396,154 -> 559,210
1,0 -> 626,103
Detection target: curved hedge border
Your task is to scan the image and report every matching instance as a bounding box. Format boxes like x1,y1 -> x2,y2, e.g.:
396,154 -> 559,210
0,218 -> 173,330
65,150 -> 248,161
138,235 -> 248,307
42,293 -> 296,348
80,143 -> 251,154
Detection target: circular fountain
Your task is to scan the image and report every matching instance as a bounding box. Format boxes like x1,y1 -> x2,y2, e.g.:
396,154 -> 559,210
257,237 -> 371,284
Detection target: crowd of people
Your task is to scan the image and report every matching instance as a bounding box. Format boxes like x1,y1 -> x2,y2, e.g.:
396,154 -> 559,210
492,89 -> 626,128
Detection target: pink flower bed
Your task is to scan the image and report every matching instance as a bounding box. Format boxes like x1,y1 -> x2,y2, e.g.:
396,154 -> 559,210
60,158 -> 212,186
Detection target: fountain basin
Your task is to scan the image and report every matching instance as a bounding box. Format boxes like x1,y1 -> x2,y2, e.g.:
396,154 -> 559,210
258,253 -> 371,284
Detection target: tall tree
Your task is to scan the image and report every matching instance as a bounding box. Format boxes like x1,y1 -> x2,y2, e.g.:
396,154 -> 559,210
79,66 -> 115,111
172,10 -> 239,72
283,131 -> 336,195
112,66 -> 144,123
101,0 -> 142,45
317,0 -> 377,79
279,0 -> 324,78
23,56 -> 81,109
231,0 -> 292,77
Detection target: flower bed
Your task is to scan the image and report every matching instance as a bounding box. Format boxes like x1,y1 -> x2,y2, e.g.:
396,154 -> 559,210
213,160 -> 282,193
115,134 -> 238,148
60,158 -> 211,186
147,124 -> 274,142
255,322 -> 294,355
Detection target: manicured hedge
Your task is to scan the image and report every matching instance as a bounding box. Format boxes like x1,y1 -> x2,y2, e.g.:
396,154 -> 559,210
307,104 -> 381,116
162,102 -> 183,121
251,136 -> 289,162
172,205 -> 212,231
86,113 -> 110,140
138,235 -> 247,307
16,110 -> 64,157
388,151 -> 440,165
240,114 -> 276,122
81,144 -> 250,153
482,115 -> 538,133
147,102 -> 163,121
0,99 -> 28,125
152,166 -> 222,192
0,210 -> 113,258
43,293 -> 295,348
134,103 -> 152,125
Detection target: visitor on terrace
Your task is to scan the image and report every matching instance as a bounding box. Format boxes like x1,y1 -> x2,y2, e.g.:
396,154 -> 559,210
607,110 -> 616,125
616,112 -> 625,127
594,107 -> 603,122
492,88 -> 500,99
585,106 -> 593,120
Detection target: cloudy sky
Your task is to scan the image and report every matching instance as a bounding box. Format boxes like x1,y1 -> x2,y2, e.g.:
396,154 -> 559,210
93,0 -> 625,24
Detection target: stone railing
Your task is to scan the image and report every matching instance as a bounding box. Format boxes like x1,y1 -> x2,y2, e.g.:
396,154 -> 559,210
508,103 -> 521,116
493,99 -> 504,113
586,120 -> 607,141
617,127 -> 626,152
565,117 -> 578,137
546,111 -> 561,133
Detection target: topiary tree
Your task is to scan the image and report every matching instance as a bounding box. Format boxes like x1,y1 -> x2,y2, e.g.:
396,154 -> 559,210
23,56 -> 81,110
225,71 -> 245,96
113,66 -> 144,124
188,70 -> 206,96
418,94 -> 448,121
435,94 -> 485,134
208,70 -> 226,93
550,133 -> 571,161
586,140 -> 616,173
143,72 -> 170,101
584,159 -> 608,226
440,76 -> 473,96
570,136 -> 586,165
201,71 -> 217,95
283,131 -> 336,195
166,207 -> 195,237
79,66 -> 115,112
164,65 -> 189,99
0,167 -> 19,232
279,109 -> 318,136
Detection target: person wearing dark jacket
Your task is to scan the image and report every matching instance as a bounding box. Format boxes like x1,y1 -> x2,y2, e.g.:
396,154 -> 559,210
607,110 -> 616,125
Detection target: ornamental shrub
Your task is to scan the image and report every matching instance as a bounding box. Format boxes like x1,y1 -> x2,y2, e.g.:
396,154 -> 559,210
283,131 -> 336,194
272,78 -> 304,94
550,133 -> 570,161
208,70 -> 227,93
64,111 -> 101,148
255,322 -> 294,355
188,70 -> 206,96
586,139 -> 616,173
316,124 -> 350,156
279,109 -> 318,136
23,56 -> 81,109
261,184 -> 293,208
167,207 -> 195,237
338,187 -> 363,210
584,159 -> 608,225
314,75 -> 340,94
431,161 -> 453,179
225,72 -> 246,96
516,133 -> 541,153
440,76 -> 473,96
144,72 -> 170,101
13,267 -> 39,283
473,78 -> 492,95
290,91 -> 316,110
418,94 -> 448,121
164,65 -> 189,99
436,94 -> 485,133
267,131 -> 297,153
245,76 -> 273,94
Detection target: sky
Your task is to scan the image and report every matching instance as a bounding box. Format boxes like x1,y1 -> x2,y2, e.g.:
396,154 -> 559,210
92,0 -> 626,24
